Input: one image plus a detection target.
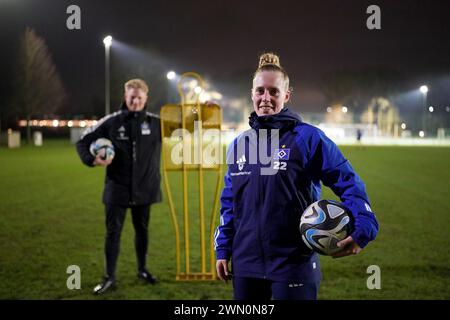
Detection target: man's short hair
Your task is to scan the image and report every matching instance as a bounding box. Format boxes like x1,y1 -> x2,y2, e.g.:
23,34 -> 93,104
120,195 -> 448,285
124,79 -> 149,94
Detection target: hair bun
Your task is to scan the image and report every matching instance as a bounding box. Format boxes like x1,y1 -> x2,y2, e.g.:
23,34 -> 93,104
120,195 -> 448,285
258,52 -> 281,69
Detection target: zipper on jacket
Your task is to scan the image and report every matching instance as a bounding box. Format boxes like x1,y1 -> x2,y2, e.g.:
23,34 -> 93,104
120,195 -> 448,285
130,140 -> 136,205
255,166 -> 268,279
130,113 -> 137,205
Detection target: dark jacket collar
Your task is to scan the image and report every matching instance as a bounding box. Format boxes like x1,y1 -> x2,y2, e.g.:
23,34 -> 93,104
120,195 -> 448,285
119,102 -> 148,121
249,107 -> 302,131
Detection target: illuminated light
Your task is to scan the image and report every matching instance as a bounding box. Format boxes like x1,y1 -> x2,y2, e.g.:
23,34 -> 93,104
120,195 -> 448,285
419,85 -> 428,94
16,119 -> 100,128
326,107 -> 332,113
200,92 -> 211,103
419,131 -> 425,138
194,86 -> 203,94
401,123 -> 406,130
103,35 -> 112,47
428,106 -> 434,113
213,92 -> 222,100
167,71 -> 176,80
342,106 -> 348,113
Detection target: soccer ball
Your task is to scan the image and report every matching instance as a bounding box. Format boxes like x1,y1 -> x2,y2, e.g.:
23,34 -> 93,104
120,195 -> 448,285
89,138 -> 115,161
300,200 -> 353,256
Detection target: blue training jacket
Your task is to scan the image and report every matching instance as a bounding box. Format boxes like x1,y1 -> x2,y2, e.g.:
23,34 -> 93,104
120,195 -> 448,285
214,107 -> 379,282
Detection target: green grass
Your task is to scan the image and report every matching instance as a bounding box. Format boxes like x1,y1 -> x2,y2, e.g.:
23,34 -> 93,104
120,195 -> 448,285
0,140 -> 449,299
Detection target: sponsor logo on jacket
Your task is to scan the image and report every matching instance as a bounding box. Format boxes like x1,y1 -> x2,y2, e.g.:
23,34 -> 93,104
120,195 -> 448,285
230,154 -> 251,176
117,126 -> 129,140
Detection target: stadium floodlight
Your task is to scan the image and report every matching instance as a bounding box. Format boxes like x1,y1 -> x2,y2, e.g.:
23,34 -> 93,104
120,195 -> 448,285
401,123 -> 406,130
103,35 -> 113,115
420,85 -> 428,94
167,71 -> 176,80
419,130 -> 425,138
103,35 -> 112,47
429,106 -> 434,113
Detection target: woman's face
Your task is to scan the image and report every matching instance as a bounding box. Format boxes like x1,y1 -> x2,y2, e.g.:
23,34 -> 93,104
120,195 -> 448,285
251,70 -> 290,116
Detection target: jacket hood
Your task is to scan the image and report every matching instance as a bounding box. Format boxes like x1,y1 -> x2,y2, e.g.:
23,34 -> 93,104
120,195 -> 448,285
249,107 -> 302,131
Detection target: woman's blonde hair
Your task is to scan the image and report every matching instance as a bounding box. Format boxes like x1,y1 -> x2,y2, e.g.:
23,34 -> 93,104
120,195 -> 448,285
253,52 -> 290,91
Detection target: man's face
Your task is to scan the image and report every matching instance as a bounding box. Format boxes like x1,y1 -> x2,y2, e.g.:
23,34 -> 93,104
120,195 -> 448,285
251,71 -> 290,116
125,88 -> 148,112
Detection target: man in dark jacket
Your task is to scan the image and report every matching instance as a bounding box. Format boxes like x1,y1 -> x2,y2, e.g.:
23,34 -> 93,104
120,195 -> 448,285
76,79 -> 161,294
214,53 -> 378,300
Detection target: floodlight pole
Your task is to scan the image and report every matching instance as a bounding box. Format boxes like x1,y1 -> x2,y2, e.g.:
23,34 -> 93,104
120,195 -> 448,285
166,71 -> 176,104
420,85 -> 428,134
105,45 -> 110,115
422,92 -> 427,133
103,36 -> 112,116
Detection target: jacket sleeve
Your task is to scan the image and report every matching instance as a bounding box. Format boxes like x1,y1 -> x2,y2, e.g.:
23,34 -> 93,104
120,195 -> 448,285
306,128 -> 379,248
75,118 -> 109,167
214,138 -> 236,260
214,167 -> 234,260
148,112 -> 162,143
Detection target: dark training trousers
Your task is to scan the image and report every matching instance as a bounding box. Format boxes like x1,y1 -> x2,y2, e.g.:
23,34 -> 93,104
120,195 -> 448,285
233,277 -> 320,300
104,204 -> 150,279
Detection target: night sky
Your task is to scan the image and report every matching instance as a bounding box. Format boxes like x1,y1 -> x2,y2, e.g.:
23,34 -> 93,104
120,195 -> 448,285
1,0 -> 449,117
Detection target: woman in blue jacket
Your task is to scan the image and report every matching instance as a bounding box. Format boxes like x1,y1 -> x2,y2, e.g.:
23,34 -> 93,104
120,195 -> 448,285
214,53 -> 378,300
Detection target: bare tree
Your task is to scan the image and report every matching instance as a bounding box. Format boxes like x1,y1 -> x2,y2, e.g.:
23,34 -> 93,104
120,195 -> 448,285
15,27 -> 67,143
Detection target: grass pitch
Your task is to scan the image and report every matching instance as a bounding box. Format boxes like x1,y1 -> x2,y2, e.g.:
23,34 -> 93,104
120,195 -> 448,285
0,140 -> 449,299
